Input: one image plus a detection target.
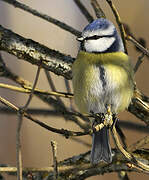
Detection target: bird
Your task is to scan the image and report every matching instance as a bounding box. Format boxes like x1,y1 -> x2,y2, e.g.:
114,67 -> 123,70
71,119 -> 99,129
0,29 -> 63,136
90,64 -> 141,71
72,18 -> 134,164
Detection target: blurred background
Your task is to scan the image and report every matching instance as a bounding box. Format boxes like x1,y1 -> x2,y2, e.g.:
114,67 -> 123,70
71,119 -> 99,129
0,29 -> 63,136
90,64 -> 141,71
0,0 -> 149,179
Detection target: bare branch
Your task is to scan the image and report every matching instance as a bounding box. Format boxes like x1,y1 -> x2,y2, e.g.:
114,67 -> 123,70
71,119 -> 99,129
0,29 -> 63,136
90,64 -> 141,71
128,135 -> 149,152
105,0 -> 127,54
0,25 -> 73,79
2,0 -> 81,37
134,89 -> 149,103
128,97 -> 149,126
126,35 -> 149,58
134,53 -> 145,73
0,83 -> 73,98
23,63 -> 41,110
112,124 -> 149,173
73,0 -> 94,23
0,95 -> 91,138
91,0 -> 106,18
51,141 -> 58,179
16,111 -> 23,180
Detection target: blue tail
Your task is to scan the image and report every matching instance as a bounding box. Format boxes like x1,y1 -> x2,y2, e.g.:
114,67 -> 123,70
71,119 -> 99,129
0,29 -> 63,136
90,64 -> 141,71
90,126 -> 112,164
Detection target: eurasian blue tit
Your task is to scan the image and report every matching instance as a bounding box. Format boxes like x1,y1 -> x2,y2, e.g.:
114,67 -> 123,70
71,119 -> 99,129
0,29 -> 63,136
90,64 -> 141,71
72,18 -> 134,164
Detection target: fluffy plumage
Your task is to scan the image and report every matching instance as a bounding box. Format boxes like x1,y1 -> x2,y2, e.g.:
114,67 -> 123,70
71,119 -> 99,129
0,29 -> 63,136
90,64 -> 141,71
72,18 -> 134,164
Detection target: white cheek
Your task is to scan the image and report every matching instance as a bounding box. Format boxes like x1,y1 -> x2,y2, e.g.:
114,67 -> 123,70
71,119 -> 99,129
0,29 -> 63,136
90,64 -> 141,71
84,37 -> 115,52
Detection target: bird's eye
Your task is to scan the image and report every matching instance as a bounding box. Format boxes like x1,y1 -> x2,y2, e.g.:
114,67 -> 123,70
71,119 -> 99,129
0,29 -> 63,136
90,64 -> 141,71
85,34 -> 114,41
86,35 -> 100,40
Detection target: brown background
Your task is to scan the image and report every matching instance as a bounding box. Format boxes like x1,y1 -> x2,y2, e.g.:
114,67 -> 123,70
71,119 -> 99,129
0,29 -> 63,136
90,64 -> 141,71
0,0 -> 149,179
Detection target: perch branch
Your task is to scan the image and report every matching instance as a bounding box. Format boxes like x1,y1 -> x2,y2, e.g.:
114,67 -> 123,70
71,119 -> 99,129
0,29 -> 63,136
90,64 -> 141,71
1,55 -> 149,129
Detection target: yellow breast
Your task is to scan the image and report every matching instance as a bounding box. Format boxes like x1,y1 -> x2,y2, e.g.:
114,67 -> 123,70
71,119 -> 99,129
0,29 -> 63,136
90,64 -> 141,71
72,51 -> 134,114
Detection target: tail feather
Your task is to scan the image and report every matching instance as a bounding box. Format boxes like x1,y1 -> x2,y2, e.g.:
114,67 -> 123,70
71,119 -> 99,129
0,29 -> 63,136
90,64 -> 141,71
90,126 -> 112,164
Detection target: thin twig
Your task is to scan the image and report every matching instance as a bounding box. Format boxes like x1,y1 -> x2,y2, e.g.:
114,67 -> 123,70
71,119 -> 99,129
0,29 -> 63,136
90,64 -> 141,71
126,35 -> 149,57
2,0 -> 81,37
134,53 -> 145,73
134,88 -> 149,103
16,111 -> 23,180
0,96 -> 18,111
128,135 -> 149,152
44,70 -> 68,113
0,95 -> 91,138
1,60 -> 88,130
2,66 -> 89,130
91,0 -> 106,18
128,97 -> 149,126
44,69 -> 84,128
51,141 -> 58,179
64,79 -> 75,111
0,161 -> 141,174
0,83 -> 73,98
16,62 -> 41,180
112,124 -> 149,173
0,150 -> 148,178
73,0 -> 94,23
106,0 -> 127,54
44,70 -> 57,92
1,106 -> 149,133
23,63 -> 41,110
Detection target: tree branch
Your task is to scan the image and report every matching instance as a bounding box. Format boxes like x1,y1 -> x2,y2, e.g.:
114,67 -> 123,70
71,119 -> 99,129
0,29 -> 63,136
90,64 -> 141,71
91,0 -> 106,18
105,0 -> 127,54
126,35 -> 149,58
0,95 -> 91,138
0,83 -> 73,98
0,24 -> 74,79
128,97 -> 149,126
2,0 -> 81,37
73,0 -> 94,23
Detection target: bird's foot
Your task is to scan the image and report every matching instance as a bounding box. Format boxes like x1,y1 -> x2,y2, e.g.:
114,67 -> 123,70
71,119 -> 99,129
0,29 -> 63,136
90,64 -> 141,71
91,105 -> 118,133
90,112 -> 105,133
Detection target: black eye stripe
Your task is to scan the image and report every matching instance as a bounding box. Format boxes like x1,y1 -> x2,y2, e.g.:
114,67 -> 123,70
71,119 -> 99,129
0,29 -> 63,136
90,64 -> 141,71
85,34 -> 113,41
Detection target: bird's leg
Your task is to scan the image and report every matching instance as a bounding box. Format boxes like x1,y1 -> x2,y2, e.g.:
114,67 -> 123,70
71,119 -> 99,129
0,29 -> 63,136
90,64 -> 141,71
104,105 -> 113,128
91,105 -> 116,133
90,112 -> 105,133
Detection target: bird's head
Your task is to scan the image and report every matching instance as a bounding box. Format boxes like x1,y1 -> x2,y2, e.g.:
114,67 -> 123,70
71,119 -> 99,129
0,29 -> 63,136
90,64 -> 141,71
77,18 -> 124,53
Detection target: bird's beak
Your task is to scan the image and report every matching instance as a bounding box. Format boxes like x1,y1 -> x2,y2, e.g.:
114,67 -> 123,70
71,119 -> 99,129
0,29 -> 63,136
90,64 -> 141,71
76,36 -> 84,42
